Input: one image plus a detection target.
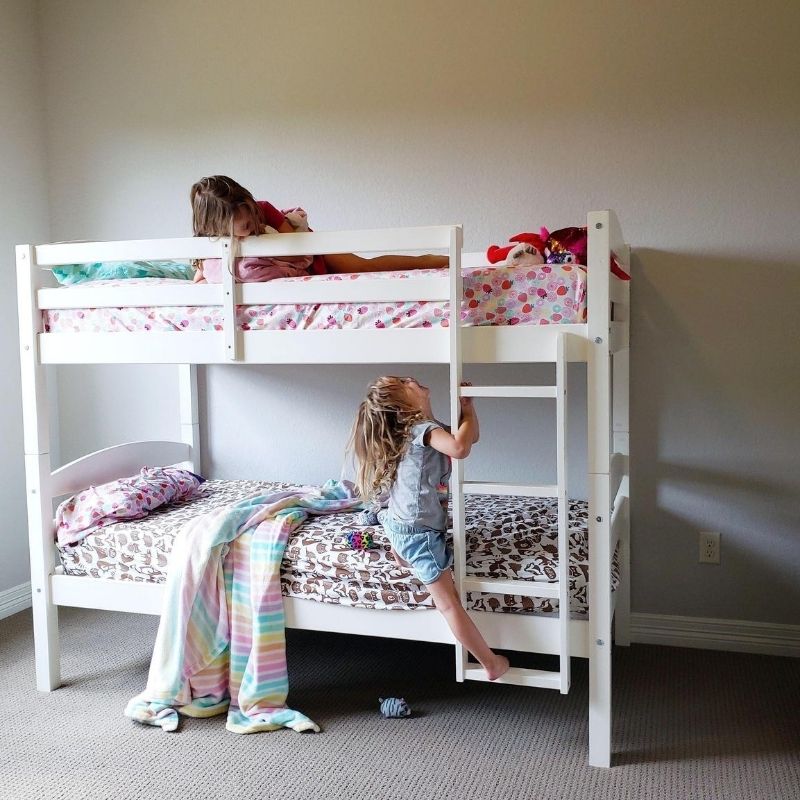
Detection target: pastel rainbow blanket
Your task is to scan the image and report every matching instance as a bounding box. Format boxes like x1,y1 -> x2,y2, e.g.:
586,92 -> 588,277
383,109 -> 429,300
125,480 -> 360,733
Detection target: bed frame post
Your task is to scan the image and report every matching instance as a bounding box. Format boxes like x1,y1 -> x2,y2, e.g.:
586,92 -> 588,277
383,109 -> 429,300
612,244 -> 631,647
16,244 -> 61,691
586,212 -> 613,768
178,365 -> 201,472
221,238 -> 238,360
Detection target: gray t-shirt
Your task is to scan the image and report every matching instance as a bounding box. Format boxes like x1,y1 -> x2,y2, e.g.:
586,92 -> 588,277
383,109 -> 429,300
388,420 -> 452,531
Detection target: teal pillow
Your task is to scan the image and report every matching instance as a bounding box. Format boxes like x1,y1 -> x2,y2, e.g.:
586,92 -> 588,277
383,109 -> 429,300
52,260 -> 194,285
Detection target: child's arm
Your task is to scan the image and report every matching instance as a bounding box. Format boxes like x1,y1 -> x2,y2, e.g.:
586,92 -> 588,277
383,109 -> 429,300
427,408 -> 478,460
275,218 -> 296,233
460,388 -> 480,444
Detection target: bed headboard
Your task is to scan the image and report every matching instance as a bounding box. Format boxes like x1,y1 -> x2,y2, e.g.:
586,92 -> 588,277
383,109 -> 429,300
49,440 -> 194,497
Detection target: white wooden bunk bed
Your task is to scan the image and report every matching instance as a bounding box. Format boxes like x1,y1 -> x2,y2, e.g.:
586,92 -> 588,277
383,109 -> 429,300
16,210 -> 631,768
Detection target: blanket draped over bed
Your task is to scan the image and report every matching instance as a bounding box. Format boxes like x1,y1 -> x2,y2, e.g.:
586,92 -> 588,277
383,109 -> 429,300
125,481 -> 361,733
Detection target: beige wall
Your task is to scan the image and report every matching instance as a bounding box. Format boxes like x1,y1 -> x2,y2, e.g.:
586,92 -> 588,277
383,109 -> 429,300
33,1 -> 800,622
0,0 -> 51,594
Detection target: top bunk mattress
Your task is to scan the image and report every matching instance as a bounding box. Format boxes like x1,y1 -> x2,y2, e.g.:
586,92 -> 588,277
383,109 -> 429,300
43,263 -> 587,333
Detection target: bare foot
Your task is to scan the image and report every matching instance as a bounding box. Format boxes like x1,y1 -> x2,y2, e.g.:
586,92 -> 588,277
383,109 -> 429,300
485,655 -> 510,681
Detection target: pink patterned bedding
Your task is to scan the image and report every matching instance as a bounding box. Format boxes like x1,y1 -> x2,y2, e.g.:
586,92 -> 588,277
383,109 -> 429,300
43,263 -> 587,333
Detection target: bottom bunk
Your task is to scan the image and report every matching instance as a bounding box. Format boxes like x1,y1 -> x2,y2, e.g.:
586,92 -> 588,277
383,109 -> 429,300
53,479 -> 620,658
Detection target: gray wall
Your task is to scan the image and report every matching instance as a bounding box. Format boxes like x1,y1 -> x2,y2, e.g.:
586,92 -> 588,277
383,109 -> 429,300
7,1 -> 800,623
0,0 -> 51,594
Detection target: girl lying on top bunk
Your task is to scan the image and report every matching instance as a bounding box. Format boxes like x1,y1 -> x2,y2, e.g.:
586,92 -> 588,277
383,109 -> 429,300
189,175 -> 448,283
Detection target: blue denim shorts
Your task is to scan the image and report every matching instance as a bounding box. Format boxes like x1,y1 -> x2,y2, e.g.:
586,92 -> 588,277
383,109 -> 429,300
380,512 -> 453,585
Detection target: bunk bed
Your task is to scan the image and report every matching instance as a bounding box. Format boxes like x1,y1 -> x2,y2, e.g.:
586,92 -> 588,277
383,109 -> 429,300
16,210 -> 631,768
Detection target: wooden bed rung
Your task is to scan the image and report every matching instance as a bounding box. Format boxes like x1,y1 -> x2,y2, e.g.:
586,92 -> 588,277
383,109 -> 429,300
464,665 -> 561,690
463,577 -> 559,599
459,385 -> 557,398
462,482 -> 559,498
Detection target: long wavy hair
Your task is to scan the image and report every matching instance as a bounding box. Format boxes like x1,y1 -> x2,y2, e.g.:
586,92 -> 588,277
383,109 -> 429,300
190,175 -> 262,238
350,377 -> 424,503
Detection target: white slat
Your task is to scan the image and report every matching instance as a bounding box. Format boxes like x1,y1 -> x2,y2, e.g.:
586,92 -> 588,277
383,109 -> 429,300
33,226 -> 455,266
35,237 -> 221,265
464,665 -> 561,690
459,385 -> 557,398
237,226 -> 454,256
463,578 -> 559,599
462,482 -> 558,498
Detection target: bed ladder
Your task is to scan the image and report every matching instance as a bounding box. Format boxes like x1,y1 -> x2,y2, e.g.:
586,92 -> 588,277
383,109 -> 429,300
450,332 -> 571,694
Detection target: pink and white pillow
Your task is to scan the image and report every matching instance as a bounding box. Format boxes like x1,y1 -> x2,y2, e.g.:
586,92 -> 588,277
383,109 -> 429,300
55,467 -> 204,547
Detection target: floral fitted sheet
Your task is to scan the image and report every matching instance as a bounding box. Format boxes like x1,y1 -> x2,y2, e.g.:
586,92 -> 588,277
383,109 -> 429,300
43,263 -> 587,333
57,479 -> 619,617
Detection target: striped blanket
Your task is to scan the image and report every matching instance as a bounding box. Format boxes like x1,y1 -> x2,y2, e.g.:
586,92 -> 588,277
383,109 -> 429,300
125,481 -> 361,733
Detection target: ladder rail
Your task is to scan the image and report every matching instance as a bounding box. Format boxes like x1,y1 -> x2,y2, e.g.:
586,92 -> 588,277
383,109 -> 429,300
556,333 -> 571,693
448,226 -> 467,682
456,332 -> 573,694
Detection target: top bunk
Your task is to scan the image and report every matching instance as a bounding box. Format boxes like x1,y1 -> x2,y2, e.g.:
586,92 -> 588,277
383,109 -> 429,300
16,210 -> 630,366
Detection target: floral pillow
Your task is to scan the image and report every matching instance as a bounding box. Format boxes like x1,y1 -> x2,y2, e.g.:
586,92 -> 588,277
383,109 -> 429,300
52,260 -> 194,285
55,467 -> 205,547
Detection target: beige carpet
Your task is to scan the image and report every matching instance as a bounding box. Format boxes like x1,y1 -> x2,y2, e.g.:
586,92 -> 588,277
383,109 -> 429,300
1,607 -> 798,800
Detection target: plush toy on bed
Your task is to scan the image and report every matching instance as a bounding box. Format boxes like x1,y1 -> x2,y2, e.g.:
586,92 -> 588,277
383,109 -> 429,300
541,226 -> 586,265
357,508 -> 380,526
486,230 -> 547,267
344,530 -> 375,550
542,226 -> 631,280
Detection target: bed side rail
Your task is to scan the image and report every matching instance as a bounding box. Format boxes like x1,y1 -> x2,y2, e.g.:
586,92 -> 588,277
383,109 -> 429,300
33,226 -> 457,266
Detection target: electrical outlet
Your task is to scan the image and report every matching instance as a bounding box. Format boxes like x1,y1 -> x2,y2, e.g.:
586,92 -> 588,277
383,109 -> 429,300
699,531 -> 721,564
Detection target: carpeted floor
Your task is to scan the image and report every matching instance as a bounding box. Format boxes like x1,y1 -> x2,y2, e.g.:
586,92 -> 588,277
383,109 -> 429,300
0,608 -> 798,800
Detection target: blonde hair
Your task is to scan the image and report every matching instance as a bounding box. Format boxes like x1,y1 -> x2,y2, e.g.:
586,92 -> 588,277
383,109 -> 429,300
351,377 -> 424,502
190,175 -> 262,238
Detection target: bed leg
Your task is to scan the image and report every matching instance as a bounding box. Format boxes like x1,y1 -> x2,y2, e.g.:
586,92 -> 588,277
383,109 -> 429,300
588,474 -> 612,768
25,453 -> 61,692
589,633 -> 612,768
31,586 -> 61,692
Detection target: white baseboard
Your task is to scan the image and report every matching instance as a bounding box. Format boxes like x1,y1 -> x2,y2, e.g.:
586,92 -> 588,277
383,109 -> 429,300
630,612 -> 800,658
0,581 -> 32,621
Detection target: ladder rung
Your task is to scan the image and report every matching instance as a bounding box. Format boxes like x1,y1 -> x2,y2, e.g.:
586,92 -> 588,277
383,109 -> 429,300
463,577 -> 559,599
464,665 -> 561,690
460,385 -> 557,398
462,482 -> 559,498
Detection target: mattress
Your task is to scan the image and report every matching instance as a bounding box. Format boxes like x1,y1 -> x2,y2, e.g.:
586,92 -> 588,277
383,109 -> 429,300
43,263 -> 587,333
57,479 -> 619,618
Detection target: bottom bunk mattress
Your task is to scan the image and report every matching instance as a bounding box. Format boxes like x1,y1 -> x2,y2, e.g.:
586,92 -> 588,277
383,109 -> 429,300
56,479 -> 619,617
